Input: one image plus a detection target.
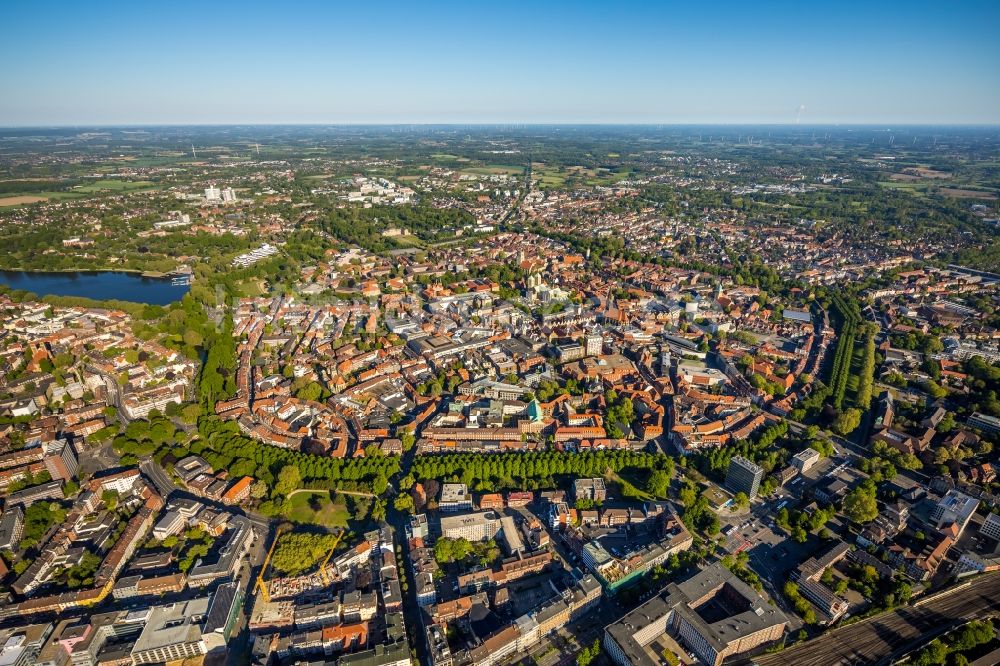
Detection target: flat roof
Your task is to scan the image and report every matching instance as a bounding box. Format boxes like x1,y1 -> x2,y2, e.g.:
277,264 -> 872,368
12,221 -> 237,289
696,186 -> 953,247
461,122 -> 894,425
605,563 -> 787,665
131,597 -> 209,655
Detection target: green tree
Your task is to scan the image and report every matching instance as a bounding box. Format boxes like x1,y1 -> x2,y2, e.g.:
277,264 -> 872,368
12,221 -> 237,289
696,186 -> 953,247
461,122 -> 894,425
180,403 -> 202,424
371,497 -> 387,523
101,489 -> 119,510
833,408 -> 862,436
646,470 -> 672,498
296,381 -> 327,402
393,493 -> 414,513
270,532 -> 341,576
843,485 -> 878,524
274,464 -> 301,497
577,639 -> 602,666
912,638 -> 947,666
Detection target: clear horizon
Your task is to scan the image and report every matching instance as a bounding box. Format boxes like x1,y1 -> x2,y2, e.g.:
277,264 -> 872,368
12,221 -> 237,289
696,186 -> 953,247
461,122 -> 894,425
2,0 -> 998,126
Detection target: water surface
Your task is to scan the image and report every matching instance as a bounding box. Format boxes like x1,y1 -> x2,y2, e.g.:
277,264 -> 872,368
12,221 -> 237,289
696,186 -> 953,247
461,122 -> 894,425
0,270 -> 189,305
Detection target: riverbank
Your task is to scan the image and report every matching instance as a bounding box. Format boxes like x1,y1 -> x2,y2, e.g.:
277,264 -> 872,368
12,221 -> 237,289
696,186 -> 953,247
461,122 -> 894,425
0,266 -> 186,278
0,285 -> 152,316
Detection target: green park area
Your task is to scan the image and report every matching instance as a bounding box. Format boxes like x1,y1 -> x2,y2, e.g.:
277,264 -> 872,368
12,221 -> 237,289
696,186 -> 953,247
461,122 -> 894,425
281,490 -> 354,529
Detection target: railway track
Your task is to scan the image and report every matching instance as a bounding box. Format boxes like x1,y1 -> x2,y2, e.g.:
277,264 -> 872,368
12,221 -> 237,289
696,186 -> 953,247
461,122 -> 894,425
751,572 -> 1000,666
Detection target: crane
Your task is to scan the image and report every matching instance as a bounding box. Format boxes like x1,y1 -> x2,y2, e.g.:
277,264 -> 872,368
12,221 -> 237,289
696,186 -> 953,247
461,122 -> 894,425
255,525 -> 287,604
319,530 -> 345,586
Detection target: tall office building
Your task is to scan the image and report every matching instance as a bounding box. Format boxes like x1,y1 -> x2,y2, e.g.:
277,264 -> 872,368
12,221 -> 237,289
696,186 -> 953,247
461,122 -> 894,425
585,333 -> 603,357
726,456 -> 764,499
204,185 -> 221,201
43,439 -> 78,481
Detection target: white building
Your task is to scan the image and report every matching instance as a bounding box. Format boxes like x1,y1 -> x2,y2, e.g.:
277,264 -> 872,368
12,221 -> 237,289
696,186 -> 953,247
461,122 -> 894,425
131,598 -> 210,664
439,511 -> 501,542
791,448 -> 820,473
152,511 -> 185,541
438,483 -> 473,512
979,513 -> 1000,541
930,489 -> 980,539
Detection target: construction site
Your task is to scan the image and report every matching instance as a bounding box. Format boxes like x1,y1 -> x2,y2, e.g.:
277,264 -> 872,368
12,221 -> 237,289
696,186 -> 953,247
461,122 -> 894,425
246,526 -> 409,665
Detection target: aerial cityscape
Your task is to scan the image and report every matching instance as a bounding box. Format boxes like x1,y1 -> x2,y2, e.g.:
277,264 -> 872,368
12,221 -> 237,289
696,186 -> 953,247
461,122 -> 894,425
1,3 -> 999,666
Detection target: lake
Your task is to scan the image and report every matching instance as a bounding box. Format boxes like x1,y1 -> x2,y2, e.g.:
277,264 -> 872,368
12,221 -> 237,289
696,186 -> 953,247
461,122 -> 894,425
0,270 -> 190,305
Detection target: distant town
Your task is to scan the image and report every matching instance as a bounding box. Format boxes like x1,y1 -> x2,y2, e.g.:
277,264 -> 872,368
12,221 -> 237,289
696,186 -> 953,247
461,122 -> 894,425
0,125 -> 999,666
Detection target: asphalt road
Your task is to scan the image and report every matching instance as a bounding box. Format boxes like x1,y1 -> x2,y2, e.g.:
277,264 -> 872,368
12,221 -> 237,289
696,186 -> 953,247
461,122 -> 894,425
750,572 -> 1000,666
87,364 -> 131,425
139,458 -> 180,498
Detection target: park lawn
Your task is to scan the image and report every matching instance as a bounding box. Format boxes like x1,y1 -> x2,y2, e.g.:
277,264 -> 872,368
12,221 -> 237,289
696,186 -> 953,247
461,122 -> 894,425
282,490 -> 350,529
390,233 -> 426,248
608,469 -> 655,501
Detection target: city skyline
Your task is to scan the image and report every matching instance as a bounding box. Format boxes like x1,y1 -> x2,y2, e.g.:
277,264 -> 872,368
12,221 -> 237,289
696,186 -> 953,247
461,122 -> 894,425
2,0 -> 999,126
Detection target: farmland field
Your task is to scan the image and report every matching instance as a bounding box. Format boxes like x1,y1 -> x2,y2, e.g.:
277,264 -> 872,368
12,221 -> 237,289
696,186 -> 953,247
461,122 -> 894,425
0,195 -> 49,207
938,187 -> 997,200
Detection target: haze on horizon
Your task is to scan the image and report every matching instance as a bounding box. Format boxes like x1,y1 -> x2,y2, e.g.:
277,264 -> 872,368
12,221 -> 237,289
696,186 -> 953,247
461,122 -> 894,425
2,0 -> 999,127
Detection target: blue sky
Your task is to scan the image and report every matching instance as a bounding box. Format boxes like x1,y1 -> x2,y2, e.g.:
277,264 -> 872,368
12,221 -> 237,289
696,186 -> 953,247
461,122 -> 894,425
2,0 -> 998,125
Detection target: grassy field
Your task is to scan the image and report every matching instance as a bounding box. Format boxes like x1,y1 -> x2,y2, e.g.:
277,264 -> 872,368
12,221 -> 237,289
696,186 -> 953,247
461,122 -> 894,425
73,179 -> 156,193
938,187 -> 998,200
532,164 -> 630,189
879,179 -> 998,201
390,233 -> 426,248
103,155 -> 185,167
0,191 -> 90,205
431,153 -> 470,162
282,490 -> 351,528
608,470 -> 655,501
535,171 -> 567,188
0,180 -> 159,206
463,165 -> 523,176
0,195 -> 49,207
878,181 -> 929,197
